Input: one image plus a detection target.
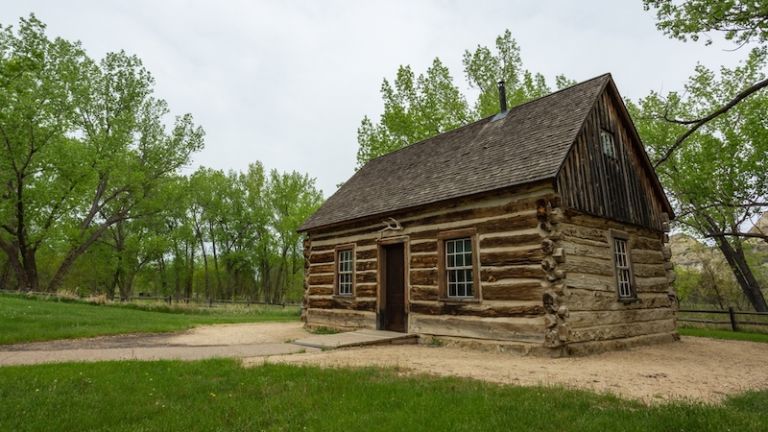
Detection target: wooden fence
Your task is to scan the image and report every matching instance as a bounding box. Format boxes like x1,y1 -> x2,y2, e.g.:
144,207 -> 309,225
678,307 -> 768,332
0,289 -> 300,308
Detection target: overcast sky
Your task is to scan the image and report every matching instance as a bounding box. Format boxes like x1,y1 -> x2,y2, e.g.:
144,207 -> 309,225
2,1 -> 748,197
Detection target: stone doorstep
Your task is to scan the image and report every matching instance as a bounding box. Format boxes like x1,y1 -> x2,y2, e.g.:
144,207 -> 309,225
291,329 -> 418,350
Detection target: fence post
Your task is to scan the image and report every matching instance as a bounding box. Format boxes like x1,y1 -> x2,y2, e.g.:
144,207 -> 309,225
728,306 -> 739,332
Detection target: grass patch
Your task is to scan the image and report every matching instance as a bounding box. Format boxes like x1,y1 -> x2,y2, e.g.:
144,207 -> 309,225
308,326 -> 340,335
679,327 -> 768,343
0,293 -> 299,345
0,360 -> 766,431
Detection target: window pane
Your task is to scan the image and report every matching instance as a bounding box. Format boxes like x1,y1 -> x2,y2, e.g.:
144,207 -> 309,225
464,239 -> 471,253
447,241 -> 455,254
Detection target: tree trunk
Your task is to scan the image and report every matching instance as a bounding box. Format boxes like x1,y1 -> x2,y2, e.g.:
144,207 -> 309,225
47,221 -> 115,293
708,221 -> 768,312
194,221 -> 210,300
209,220 -> 222,299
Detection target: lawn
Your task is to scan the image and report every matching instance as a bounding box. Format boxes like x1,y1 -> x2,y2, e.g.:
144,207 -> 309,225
679,327 -> 768,344
0,359 -> 765,432
0,294 -> 299,345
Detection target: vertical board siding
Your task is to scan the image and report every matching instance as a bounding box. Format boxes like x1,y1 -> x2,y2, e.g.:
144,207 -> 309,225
557,88 -> 664,231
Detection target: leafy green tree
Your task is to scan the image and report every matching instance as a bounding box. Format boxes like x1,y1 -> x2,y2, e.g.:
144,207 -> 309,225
266,170 -> 323,303
0,16 -> 204,292
630,49 -> 768,310
356,58 -> 471,166
643,0 -> 768,166
356,30 -> 572,167
463,29 -> 573,117
643,0 -> 768,46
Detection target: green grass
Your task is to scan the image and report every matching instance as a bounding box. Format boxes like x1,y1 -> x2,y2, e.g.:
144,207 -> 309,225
0,294 -> 299,345
0,360 -> 765,432
679,327 -> 768,343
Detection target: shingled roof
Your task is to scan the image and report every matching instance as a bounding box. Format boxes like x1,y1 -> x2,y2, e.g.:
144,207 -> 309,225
299,74 -> 613,232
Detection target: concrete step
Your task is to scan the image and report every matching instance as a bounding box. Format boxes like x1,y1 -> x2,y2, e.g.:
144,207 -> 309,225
292,329 -> 418,350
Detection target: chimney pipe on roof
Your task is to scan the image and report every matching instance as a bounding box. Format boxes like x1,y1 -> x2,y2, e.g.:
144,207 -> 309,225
497,80 -> 507,112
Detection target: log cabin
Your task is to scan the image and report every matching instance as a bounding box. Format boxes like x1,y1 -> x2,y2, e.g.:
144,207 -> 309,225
298,74 -> 678,356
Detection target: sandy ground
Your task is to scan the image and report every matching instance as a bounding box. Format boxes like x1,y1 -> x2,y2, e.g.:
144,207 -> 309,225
251,336 -> 768,404
0,322 -> 312,365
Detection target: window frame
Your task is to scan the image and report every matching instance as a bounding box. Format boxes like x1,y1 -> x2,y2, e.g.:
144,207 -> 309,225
600,128 -> 617,159
334,244 -> 356,297
437,228 -> 481,302
608,230 -> 637,301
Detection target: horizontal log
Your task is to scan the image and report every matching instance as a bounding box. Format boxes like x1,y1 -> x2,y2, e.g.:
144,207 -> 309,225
634,237 -> 663,251
310,263 -> 335,273
568,308 -> 675,329
307,296 -> 376,312
410,241 -> 437,253
309,251 -> 334,264
356,272 -> 377,284
565,272 -> 614,292
563,257 -> 613,277
356,284 -> 376,298
409,314 -> 545,342
560,224 -> 608,244
482,281 -> 543,301
476,214 -> 540,234
308,274 -> 334,285
479,233 -> 542,249
410,269 -> 438,286
631,249 -> 664,265
480,248 -> 545,266
481,265 -> 545,281
307,285 -> 333,296
305,308 -> 376,330
409,301 -> 545,318
357,260 -> 377,272
410,285 -> 438,301
568,318 -> 676,343
564,288 -> 673,311
633,263 -> 667,278
562,241 -> 609,260
357,249 -> 377,260
411,254 -> 438,269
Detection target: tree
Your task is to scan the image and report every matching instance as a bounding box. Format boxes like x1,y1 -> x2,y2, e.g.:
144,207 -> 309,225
643,0 -> 768,166
630,49 -> 768,311
463,29 -> 574,117
356,30 -> 572,167
0,16 -> 203,292
356,59 -> 471,167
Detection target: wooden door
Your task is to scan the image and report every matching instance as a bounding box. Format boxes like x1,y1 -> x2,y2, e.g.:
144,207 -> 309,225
384,243 -> 407,332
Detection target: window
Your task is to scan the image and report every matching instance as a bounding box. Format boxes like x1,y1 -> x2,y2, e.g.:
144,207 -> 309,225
336,248 -> 354,296
600,129 -> 616,158
438,229 -> 479,300
446,238 -> 474,297
612,236 -> 635,299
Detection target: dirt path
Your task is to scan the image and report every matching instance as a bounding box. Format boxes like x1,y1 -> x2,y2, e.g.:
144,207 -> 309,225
252,336 -> 768,404
0,322 -> 312,365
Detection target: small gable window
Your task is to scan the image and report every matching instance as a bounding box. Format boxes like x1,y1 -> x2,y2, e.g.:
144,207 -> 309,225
600,129 -> 616,159
336,247 -> 354,296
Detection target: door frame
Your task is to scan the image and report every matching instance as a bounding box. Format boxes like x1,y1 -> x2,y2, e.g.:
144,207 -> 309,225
376,235 -> 410,332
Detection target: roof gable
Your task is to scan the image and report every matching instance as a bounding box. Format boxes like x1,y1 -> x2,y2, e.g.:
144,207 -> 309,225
300,74 -> 612,232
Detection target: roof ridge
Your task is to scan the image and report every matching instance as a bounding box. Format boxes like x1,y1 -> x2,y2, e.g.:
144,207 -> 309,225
360,73 -> 612,167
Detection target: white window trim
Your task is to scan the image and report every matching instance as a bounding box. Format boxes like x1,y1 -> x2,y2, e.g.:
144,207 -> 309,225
336,247 -> 354,296
445,237 -> 475,299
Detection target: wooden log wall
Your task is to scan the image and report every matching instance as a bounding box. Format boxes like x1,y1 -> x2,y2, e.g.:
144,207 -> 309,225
303,181 -> 555,342
556,85 -> 666,232
555,211 -> 678,353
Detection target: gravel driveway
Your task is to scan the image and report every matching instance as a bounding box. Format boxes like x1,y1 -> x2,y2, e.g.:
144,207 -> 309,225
0,322 -> 312,365
252,336 -> 768,404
